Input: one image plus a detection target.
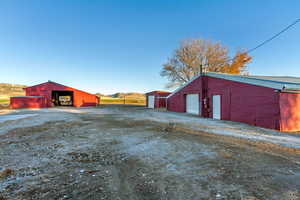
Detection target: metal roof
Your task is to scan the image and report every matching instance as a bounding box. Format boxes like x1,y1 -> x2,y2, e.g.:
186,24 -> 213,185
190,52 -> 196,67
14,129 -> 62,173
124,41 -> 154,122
244,75 -> 300,84
25,81 -> 97,97
145,90 -> 171,95
167,72 -> 300,98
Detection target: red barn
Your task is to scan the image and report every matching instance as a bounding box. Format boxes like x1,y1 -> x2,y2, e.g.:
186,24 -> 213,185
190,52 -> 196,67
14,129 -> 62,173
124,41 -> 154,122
146,91 -> 171,108
11,81 -> 100,109
167,72 -> 300,132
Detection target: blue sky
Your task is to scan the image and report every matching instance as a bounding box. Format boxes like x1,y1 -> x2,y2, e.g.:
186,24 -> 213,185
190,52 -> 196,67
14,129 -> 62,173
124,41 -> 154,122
0,0 -> 299,94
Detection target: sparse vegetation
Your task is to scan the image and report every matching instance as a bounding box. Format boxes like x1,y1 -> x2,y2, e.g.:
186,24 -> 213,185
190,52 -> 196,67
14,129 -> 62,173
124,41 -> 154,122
0,83 -> 26,97
0,99 -> 9,104
0,169 -> 15,180
0,98 -> 10,109
96,93 -> 146,105
100,96 -> 146,105
0,83 -> 26,108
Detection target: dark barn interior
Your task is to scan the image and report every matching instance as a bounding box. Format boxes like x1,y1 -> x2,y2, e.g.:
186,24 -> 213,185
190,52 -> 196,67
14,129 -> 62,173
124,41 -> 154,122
52,91 -> 74,106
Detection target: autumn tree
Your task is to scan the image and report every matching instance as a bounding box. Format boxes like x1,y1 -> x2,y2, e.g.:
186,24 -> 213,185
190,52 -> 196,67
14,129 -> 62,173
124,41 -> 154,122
161,39 -> 252,88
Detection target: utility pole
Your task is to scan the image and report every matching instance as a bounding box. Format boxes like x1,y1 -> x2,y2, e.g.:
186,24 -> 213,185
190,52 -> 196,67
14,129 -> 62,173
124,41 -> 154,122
200,64 -> 203,76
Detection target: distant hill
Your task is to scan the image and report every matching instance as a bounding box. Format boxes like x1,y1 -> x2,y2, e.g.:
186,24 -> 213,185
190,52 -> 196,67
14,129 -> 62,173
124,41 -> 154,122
109,92 -> 145,99
95,92 -> 146,99
95,93 -> 106,97
0,83 -> 26,98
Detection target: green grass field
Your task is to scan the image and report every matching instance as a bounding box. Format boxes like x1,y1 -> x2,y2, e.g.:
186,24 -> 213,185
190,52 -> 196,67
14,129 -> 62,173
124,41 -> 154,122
100,96 -> 146,105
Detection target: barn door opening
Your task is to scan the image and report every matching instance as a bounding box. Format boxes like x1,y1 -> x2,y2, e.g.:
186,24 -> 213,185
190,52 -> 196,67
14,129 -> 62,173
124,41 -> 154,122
52,91 -> 74,106
148,95 -> 155,108
186,94 -> 200,115
213,95 -> 221,120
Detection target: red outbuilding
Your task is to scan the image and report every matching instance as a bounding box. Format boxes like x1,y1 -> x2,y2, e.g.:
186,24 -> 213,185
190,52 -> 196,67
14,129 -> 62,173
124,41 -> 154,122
11,81 -> 100,109
10,96 -> 47,109
146,91 -> 171,108
167,72 -> 300,132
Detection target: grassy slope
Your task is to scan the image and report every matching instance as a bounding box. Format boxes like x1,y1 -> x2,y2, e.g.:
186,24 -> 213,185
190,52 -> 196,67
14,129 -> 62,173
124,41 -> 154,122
0,83 -> 26,97
97,93 -> 146,105
100,96 -> 146,105
0,83 -> 26,108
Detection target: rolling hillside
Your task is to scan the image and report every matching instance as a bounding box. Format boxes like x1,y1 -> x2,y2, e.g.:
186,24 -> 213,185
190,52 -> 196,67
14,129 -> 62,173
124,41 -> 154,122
0,83 -> 26,97
0,83 -> 26,107
96,92 -> 146,105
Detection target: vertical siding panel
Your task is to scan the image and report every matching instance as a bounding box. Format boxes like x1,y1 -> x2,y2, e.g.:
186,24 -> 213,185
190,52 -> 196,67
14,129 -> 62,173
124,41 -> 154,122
167,76 -> 281,130
279,92 -> 300,131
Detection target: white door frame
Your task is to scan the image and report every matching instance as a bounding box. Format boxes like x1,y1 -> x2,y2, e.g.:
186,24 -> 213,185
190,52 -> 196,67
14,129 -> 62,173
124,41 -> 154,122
186,94 -> 200,115
148,95 -> 155,108
212,95 -> 221,120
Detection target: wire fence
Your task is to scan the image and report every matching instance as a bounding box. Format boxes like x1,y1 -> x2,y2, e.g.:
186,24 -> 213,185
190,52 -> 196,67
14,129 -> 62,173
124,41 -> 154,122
99,97 -> 146,105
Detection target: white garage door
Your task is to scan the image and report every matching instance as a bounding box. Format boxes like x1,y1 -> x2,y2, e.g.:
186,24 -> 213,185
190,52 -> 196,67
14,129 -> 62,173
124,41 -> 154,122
186,94 -> 200,115
213,95 -> 221,120
148,95 -> 155,108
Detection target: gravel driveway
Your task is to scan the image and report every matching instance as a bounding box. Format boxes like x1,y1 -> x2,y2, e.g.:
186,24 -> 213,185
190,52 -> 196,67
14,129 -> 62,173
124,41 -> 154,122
0,106 -> 299,200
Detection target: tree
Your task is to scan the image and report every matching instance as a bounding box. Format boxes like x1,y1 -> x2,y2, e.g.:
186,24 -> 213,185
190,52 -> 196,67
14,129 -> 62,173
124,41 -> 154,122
161,39 -> 252,88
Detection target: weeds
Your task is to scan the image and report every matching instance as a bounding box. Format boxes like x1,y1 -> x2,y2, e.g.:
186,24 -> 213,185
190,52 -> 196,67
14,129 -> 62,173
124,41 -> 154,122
0,169 -> 15,179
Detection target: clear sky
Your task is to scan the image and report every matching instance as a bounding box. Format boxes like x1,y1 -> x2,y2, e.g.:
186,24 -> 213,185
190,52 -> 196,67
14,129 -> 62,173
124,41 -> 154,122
0,0 -> 299,94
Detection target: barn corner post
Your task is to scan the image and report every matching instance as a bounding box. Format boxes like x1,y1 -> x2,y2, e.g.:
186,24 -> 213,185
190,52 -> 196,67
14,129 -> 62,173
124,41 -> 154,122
276,91 -> 282,131
200,64 -> 208,118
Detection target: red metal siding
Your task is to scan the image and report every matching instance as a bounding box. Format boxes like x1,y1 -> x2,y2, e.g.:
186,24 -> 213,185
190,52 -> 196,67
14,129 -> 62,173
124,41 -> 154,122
167,76 -> 281,130
279,92 -> 300,132
24,82 -> 99,108
206,77 -> 280,130
167,77 -> 203,113
146,91 -> 171,108
10,97 -> 47,109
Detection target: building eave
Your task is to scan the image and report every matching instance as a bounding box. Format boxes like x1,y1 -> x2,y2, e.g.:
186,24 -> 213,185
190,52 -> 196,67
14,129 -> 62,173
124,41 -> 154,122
167,72 -> 300,99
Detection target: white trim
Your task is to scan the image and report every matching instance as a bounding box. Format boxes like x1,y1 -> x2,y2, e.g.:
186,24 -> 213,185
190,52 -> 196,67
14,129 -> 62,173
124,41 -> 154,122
167,75 -> 202,98
206,72 -> 300,90
156,96 -> 168,99
186,94 -> 200,115
147,95 -> 155,108
212,95 -> 221,120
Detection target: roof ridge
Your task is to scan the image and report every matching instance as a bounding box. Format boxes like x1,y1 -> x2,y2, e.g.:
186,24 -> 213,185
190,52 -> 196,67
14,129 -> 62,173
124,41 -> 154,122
25,81 -> 97,97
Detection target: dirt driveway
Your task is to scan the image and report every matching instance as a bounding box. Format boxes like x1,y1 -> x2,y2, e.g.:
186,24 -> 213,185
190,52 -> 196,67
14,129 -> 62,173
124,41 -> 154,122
0,106 -> 299,200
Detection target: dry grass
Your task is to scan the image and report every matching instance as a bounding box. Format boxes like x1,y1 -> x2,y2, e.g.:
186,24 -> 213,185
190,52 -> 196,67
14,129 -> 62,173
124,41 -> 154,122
0,83 -> 26,97
0,98 -> 10,109
100,97 -> 146,106
0,96 -> 147,108
0,169 -> 15,179
0,98 -> 9,104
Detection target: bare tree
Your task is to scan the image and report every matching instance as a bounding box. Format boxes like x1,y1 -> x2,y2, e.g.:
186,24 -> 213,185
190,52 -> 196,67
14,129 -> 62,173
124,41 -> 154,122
161,39 -> 252,88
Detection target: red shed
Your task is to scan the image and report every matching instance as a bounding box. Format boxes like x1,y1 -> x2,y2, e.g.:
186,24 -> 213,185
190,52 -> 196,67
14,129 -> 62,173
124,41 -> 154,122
11,81 -> 100,109
146,91 -> 171,108
10,96 -> 47,109
167,72 -> 300,132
